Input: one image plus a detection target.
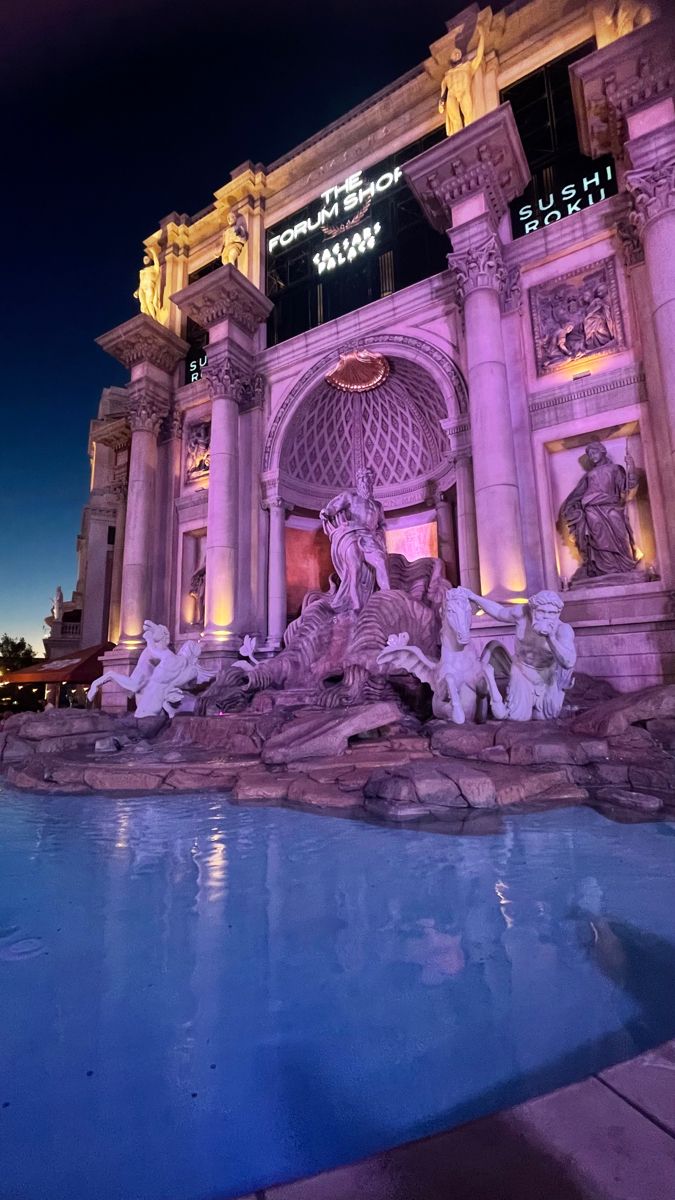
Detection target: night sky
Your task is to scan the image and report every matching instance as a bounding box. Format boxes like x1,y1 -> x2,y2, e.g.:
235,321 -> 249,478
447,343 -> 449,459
2,0 -> 476,652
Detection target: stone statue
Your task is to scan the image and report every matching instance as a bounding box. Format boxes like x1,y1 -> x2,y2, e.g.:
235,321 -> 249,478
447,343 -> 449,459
531,263 -> 623,373
221,209 -> 248,268
189,564 -> 206,626
605,0 -> 653,39
185,421 -> 211,481
87,620 -> 211,718
133,243 -> 165,323
462,589 -> 577,721
377,586 -> 506,724
559,441 -> 639,582
51,586 -> 64,622
438,23 -> 485,137
320,466 -> 390,611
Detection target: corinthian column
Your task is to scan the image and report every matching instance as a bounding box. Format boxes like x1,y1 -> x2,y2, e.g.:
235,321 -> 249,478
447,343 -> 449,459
448,231 -> 526,596
118,384 -> 169,647
625,151 -> 675,458
266,495 -> 293,645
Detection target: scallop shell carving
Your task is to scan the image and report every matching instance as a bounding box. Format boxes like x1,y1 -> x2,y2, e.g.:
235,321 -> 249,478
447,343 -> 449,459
325,349 -> 390,393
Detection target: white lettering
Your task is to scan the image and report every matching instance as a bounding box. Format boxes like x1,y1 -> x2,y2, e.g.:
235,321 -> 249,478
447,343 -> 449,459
343,192 -> 360,212
583,171 -> 601,191
518,204 -> 533,221
279,228 -> 294,247
538,193 -> 555,212
524,218 -> 540,233
561,184 -> 577,201
565,198 -> 582,214
268,235 -> 281,254
544,209 -> 562,224
375,171 -> 393,192
293,220 -> 308,239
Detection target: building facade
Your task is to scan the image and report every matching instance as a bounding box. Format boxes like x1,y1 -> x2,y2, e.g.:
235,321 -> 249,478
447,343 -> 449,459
53,0 -> 675,708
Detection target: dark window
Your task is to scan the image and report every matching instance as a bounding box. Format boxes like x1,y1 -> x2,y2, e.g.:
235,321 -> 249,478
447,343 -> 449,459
502,40 -> 618,238
107,526 -> 116,546
184,316 -> 209,384
266,130 -> 448,346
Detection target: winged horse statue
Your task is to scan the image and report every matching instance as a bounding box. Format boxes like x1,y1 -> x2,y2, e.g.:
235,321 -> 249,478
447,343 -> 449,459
377,585 -> 506,724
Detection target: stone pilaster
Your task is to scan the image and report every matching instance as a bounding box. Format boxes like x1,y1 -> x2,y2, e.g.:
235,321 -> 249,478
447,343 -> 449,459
264,494 -> 293,647
404,107 -> 529,597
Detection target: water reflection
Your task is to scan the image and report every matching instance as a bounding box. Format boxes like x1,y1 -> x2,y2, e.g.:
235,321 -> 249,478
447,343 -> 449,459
0,789 -> 674,1200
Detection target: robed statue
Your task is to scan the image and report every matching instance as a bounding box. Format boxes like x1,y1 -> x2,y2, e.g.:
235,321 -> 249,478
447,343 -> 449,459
133,243 -> 165,323
320,466 -> 390,611
559,440 -> 639,583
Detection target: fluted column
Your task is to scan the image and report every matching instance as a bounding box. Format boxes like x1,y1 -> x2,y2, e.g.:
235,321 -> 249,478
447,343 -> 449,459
118,385 -> 168,647
448,233 -> 526,597
202,356 -> 245,644
625,150 -> 675,462
454,453 -> 481,592
266,496 -> 293,645
433,486 -> 458,585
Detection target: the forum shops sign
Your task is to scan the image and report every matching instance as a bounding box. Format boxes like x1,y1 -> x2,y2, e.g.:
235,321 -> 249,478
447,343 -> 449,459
513,162 -> 616,236
267,164 -> 403,273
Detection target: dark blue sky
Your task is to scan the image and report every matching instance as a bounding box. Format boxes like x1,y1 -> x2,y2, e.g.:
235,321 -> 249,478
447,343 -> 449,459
1,0 -> 471,651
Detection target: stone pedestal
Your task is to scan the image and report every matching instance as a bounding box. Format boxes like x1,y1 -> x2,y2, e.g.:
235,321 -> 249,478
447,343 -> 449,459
404,106 -> 530,598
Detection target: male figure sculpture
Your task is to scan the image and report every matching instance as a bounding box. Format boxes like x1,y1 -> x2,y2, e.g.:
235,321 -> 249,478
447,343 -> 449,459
133,243 -> 164,322
464,589 -> 577,720
221,209 -> 248,268
559,440 -> 638,581
438,22 -> 485,136
320,466 -> 390,611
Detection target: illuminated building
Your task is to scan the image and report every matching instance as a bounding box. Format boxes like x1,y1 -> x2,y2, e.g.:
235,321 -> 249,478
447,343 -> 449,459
52,1 -> 675,707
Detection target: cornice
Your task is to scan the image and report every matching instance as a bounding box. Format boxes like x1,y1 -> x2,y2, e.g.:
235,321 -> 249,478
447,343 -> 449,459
403,104 -> 530,231
171,263 -> 273,336
96,314 -> 189,374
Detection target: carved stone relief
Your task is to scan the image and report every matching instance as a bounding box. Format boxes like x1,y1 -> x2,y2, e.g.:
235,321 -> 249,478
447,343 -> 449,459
529,258 -> 626,376
185,421 -> 211,482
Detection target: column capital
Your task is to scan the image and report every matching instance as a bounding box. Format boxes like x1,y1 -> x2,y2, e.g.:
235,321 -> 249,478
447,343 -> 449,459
447,234 -> 506,303
96,314 -> 189,375
159,404 -> 184,443
402,104 -> 529,233
262,485 -> 293,515
624,157 -> 675,237
570,19 -> 675,162
171,262 -> 273,337
126,379 -> 170,435
202,352 -> 265,410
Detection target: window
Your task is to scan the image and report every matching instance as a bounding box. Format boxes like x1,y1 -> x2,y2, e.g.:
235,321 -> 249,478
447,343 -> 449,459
265,130 -> 448,346
502,41 -> 617,237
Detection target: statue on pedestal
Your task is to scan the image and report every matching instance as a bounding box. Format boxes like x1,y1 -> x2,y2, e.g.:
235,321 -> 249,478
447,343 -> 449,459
320,466 -> 390,611
559,441 -> 640,583
462,589 -> 577,721
51,586 -> 64,622
438,22 -> 485,137
133,243 -> 165,323
189,564 -> 206,626
220,209 -> 248,268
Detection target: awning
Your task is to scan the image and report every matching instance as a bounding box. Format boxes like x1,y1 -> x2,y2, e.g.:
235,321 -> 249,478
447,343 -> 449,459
3,643 -> 115,685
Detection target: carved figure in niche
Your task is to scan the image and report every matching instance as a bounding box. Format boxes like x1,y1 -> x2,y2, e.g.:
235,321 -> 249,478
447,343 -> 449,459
189,564 -> 206,626
531,262 -> 624,374
377,587 -> 506,724
185,421 -> 211,481
320,466 -> 390,611
462,590 -> 577,721
221,209 -> 248,268
133,243 -> 165,322
438,21 -> 485,137
88,620 -> 211,718
559,440 -> 640,582
51,586 -> 64,622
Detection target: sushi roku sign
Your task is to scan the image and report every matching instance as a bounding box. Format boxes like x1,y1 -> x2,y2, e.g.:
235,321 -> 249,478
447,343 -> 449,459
514,163 -> 617,236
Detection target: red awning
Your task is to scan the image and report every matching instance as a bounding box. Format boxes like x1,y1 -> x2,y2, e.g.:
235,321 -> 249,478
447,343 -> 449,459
3,643 -> 114,685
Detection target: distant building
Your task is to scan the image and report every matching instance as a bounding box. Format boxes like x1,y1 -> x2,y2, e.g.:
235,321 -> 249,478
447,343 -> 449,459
53,0 -> 675,708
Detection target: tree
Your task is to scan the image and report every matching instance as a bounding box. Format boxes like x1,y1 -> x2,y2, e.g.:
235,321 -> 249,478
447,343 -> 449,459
0,635 -> 36,672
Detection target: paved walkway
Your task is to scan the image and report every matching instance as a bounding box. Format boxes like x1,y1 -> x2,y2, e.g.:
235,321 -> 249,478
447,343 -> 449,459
237,1041 -> 675,1199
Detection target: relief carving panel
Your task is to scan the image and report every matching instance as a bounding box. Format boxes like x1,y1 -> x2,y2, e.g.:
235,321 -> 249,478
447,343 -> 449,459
529,258 -> 626,376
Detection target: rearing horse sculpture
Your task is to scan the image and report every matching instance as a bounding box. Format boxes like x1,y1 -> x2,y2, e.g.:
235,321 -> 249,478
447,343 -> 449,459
377,585 -> 506,724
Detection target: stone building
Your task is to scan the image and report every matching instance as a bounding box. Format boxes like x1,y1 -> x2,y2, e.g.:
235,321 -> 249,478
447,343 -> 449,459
54,0 -> 675,708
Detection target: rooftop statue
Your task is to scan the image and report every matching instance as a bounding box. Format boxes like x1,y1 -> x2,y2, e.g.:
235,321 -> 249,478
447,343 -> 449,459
320,466 -> 390,611
88,621 -> 211,719
438,21 -> 485,137
221,209 -> 248,268
133,243 -> 165,323
604,0 -> 653,39
51,586 -> 64,622
559,440 -> 640,583
462,589 -> 577,721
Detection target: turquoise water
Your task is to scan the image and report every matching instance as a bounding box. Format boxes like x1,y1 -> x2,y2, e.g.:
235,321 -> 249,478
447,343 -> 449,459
0,789 -> 674,1200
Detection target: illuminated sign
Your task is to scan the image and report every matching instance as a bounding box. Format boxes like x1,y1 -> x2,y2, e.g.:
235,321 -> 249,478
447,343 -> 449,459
514,163 -> 616,236
268,166 -> 402,255
187,350 -> 207,383
313,223 -> 382,274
